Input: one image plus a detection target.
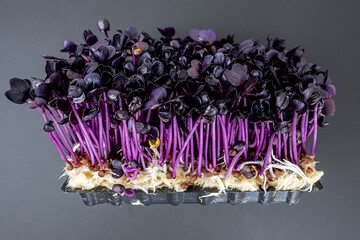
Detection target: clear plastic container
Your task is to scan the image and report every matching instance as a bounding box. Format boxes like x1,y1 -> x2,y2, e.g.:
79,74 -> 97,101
61,178 -> 323,206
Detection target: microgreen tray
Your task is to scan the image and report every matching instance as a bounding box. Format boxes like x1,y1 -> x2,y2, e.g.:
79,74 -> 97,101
61,179 -> 323,206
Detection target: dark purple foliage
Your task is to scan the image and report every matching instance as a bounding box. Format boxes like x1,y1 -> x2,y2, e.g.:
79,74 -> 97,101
157,27 -> 175,38
60,40 -> 77,53
5,78 -> 31,104
4,19 -> 336,181
189,28 -> 216,44
112,168 -> 124,179
224,63 -> 247,87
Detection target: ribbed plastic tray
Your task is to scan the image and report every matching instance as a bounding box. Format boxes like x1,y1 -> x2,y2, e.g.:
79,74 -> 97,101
61,179 -> 323,206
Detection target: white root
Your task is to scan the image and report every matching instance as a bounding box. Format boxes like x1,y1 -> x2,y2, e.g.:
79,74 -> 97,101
64,149 -> 321,193
150,146 -> 161,159
235,150 -> 314,193
72,143 -> 80,152
130,200 -> 145,206
199,175 -> 226,201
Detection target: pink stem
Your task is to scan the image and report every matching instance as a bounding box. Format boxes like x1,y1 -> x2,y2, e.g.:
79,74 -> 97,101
172,116 -> 202,178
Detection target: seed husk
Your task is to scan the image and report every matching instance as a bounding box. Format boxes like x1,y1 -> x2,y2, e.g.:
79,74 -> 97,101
229,149 -> 238,157
98,170 -> 106,177
190,175 -> 197,181
166,171 -> 172,179
66,164 -> 73,171
233,171 -> 241,178
74,162 -> 82,168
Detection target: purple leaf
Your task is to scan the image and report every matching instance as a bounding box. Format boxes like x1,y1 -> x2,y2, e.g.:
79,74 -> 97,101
41,54 -> 62,60
112,74 -> 128,91
205,75 -> 219,85
43,121 -> 55,132
151,61 -> 164,76
72,92 -> 85,104
84,72 -> 101,89
150,87 -> 167,101
285,46 -> 300,57
90,46 -> 109,63
189,28 -> 200,41
124,61 -> 135,75
107,89 -> 120,101
113,33 -> 126,51
114,110 -> 130,121
187,67 -> 200,79
9,78 -> 31,93
83,105 -> 100,121
187,59 -> 202,79
251,100 -> 270,119
97,19 -> 110,33
199,29 -> 216,44
157,27 -> 175,37
224,63 -> 247,87
66,70 -> 83,80
274,121 -> 290,133
128,121 -> 145,134
107,46 -> 116,59
84,62 -> 99,74
123,26 -> 139,40
204,105 -> 218,116
5,89 -> 28,104
191,59 -> 201,69
83,29 -> 98,45
91,39 -> 108,50
291,99 -> 306,112
256,90 -> 270,99
26,99 -> 38,109
148,126 -> 160,140
266,50 -> 279,61
35,83 -> 53,98
238,39 -> 254,53
275,91 -> 289,110
301,75 -> 315,85
60,40 -> 77,53
318,116 -> 330,127
302,88 -> 314,102
143,87 -> 167,110
170,40 -> 180,48
322,98 -> 336,116
213,52 -> 225,65
189,28 -> 216,44
143,98 -> 158,110
272,37 -> 286,50
34,97 -> 47,106
319,84 -> 336,99
202,55 -> 213,73
213,66 -> 224,78
241,76 -> 258,96
49,72 -> 62,87
277,52 -> 287,62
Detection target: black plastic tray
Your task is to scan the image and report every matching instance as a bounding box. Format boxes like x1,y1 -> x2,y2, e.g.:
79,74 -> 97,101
61,179 -> 323,206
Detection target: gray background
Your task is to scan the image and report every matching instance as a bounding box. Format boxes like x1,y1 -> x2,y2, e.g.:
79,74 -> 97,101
0,0 -> 359,239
